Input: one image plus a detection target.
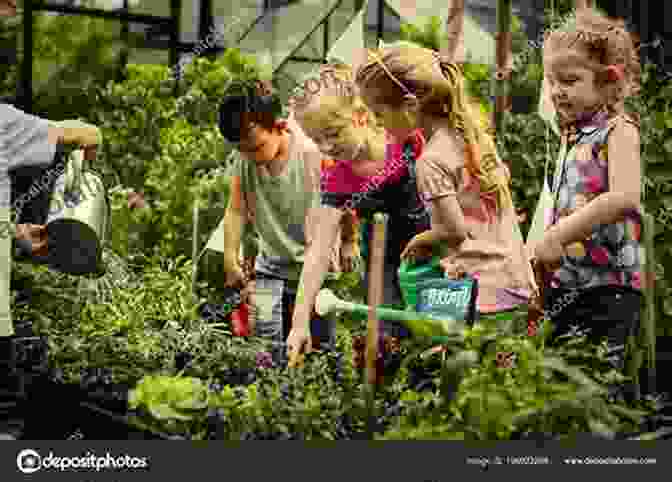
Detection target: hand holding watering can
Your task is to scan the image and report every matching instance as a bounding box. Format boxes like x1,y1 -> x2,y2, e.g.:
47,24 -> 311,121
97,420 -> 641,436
41,120 -> 107,275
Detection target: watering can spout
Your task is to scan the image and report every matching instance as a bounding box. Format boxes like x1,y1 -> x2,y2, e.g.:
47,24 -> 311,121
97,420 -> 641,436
316,289 -> 347,316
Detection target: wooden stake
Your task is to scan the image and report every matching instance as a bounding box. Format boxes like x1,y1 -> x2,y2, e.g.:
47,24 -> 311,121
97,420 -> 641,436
366,213 -> 387,386
365,212 -> 387,438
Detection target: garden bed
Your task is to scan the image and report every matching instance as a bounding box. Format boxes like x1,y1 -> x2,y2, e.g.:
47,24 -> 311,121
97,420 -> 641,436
4,259 -> 671,441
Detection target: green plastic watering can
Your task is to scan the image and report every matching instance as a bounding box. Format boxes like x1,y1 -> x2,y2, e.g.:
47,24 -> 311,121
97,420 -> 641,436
315,288 -> 465,344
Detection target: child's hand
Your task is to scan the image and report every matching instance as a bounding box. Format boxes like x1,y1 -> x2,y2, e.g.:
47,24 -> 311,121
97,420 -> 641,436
16,224 -> 48,257
243,280 -> 256,335
400,234 -> 433,261
224,264 -> 246,290
286,326 -> 312,368
534,229 -> 565,271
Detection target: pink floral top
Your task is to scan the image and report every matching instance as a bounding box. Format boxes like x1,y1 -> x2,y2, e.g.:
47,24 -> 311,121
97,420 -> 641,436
549,109 -> 642,292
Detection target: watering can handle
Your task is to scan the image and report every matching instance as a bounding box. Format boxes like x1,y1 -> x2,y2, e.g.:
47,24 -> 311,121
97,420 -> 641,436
64,147 -> 96,194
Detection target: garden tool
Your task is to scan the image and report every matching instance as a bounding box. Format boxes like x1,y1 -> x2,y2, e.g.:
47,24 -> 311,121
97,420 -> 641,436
44,147 -> 110,275
316,288 -> 465,344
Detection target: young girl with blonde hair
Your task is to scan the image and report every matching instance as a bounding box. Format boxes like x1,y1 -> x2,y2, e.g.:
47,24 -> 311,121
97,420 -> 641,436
532,9 -> 643,371
286,62 -> 432,361
355,41 -> 534,319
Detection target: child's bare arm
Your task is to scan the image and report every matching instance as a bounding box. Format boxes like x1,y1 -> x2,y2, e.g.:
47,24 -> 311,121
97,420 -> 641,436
223,176 -> 246,275
48,119 -> 101,147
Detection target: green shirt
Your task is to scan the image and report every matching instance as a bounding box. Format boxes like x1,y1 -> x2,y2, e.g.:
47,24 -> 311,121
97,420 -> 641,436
234,128 -> 321,281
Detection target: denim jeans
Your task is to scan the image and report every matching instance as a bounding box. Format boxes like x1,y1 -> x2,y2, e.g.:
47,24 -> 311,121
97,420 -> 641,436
253,273 -> 336,349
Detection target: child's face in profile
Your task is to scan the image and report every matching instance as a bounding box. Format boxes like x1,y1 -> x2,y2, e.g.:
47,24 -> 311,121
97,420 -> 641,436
0,0 -> 16,16
298,106 -> 368,160
544,48 -> 604,121
359,88 -> 416,142
238,123 -> 286,166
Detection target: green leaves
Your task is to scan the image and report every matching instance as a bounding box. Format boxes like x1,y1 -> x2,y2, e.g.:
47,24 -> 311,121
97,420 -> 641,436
129,376 -> 210,422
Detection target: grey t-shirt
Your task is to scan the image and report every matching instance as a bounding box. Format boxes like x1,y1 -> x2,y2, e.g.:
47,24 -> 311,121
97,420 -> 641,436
1,103 -> 58,208
0,103 -> 57,336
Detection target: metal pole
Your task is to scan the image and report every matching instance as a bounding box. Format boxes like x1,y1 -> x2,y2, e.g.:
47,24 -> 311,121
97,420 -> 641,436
493,0 -> 512,142
170,0 -> 181,70
118,0 -> 129,82
323,15 -> 329,63
20,0 -> 33,113
198,0 -> 212,55
376,0 -> 383,45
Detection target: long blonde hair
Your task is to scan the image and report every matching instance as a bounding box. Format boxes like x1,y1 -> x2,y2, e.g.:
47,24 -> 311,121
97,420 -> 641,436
355,41 -> 512,213
291,63 -> 386,151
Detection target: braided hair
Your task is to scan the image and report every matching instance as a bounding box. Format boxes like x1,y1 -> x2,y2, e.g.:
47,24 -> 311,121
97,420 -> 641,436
543,9 -> 640,125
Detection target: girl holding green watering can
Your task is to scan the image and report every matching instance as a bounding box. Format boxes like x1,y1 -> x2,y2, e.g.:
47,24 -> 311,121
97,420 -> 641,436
355,43 -> 535,325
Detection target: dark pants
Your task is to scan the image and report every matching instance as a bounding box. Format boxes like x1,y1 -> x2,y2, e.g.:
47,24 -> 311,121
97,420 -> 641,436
545,286 -> 641,371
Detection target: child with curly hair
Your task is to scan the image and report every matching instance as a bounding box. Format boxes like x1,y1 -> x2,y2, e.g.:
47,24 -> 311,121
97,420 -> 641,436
534,9 -> 643,370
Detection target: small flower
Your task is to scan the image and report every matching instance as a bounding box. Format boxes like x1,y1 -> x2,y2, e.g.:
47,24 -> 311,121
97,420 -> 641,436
255,351 -> 274,369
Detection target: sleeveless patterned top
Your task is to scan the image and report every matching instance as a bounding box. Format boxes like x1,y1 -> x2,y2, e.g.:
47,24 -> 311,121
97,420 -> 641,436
549,109 -> 641,292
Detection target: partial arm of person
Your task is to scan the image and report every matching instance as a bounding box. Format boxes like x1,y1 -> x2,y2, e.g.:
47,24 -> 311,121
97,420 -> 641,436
223,175 -> 247,287
537,118 -> 640,261
48,119 -> 101,148
402,147 -> 470,258
291,206 -> 344,332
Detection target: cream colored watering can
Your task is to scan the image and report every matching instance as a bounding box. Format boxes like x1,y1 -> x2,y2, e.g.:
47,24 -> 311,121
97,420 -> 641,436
44,147 -> 110,275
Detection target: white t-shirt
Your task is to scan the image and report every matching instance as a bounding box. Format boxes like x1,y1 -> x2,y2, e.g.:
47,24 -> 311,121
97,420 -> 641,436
0,102 -> 57,336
